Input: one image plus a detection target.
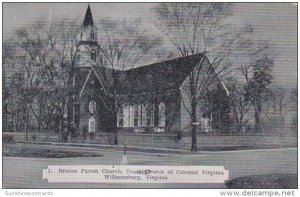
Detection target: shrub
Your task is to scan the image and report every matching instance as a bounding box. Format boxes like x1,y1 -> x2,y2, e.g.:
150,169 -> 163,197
31,134 -> 37,141
225,174 -> 298,189
3,134 -> 15,144
176,131 -> 182,140
89,132 -> 95,140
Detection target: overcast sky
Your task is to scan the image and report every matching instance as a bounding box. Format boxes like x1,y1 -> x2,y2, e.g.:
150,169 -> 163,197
3,3 -> 297,88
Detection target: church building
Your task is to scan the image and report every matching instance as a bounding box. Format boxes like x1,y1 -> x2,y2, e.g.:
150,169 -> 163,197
70,5 -> 230,140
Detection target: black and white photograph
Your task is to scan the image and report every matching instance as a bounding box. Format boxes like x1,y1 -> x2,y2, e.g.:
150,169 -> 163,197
2,1 -> 298,191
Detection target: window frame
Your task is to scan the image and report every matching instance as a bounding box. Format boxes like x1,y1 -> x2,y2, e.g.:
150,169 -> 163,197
91,50 -> 96,61
145,104 -> 153,127
89,116 -> 96,133
133,105 -> 139,127
90,32 -> 95,40
117,106 -> 124,127
89,100 -> 96,114
158,102 -> 166,127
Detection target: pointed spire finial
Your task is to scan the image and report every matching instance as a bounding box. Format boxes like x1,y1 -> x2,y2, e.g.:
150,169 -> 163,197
83,4 -> 94,27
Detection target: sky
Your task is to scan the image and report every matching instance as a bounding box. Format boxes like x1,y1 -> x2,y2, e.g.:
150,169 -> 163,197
3,3 -> 297,88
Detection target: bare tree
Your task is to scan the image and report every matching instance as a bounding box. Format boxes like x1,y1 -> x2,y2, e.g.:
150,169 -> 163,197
3,41 -> 26,133
243,55 -> 273,132
8,25 -> 45,140
91,18 -> 161,145
155,3 -> 238,151
228,81 -> 252,132
269,87 -> 286,127
4,19 -> 80,141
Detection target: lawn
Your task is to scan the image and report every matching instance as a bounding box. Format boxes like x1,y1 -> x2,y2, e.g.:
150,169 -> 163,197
3,144 -> 103,158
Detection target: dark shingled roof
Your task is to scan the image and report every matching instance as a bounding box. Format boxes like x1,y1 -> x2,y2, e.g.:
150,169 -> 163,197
93,53 -> 205,96
83,5 -> 94,27
121,53 -> 205,95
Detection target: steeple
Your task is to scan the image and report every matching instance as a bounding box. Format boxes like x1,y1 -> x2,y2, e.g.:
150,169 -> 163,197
83,5 -> 94,27
76,4 -> 98,68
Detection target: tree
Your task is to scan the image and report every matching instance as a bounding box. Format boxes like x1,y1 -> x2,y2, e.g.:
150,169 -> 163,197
228,81 -> 252,132
3,19 -> 80,141
3,41 -> 26,133
155,3 -> 235,151
43,19 -> 80,141
243,55 -> 273,132
92,18 -> 161,145
290,88 -> 297,107
269,87 -> 286,127
9,26 -> 44,140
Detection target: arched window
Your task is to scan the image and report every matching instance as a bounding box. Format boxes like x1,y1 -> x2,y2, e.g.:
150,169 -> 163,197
91,50 -> 96,60
146,104 -> 153,127
89,100 -> 96,114
158,102 -> 166,127
89,116 -> 95,133
133,105 -> 139,127
117,106 -> 124,127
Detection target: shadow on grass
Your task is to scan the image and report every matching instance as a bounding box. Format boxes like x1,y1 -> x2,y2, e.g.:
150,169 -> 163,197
225,173 -> 298,189
3,145 -> 103,158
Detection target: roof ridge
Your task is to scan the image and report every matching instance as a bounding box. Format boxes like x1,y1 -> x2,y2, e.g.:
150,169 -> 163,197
124,53 -> 204,71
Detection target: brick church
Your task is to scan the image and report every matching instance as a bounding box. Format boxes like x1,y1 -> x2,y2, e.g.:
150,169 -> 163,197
70,5 -> 230,140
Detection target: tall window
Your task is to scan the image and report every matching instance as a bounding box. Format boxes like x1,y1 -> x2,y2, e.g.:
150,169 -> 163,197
73,74 -> 76,86
90,32 -> 95,40
146,104 -> 153,127
89,116 -> 95,133
89,100 -> 96,114
118,106 -> 124,127
158,102 -> 166,127
91,50 -> 96,60
90,28 -> 95,40
133,105 -> 139,127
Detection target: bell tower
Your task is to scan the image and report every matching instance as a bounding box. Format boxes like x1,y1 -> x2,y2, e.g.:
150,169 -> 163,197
77,5 -> 98,67
70,5 -> 99,128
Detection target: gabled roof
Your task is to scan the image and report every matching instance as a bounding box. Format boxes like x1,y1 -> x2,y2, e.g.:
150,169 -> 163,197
119,53 -> 205,95
92,53 -> 205,96
81,53 -> 230,100
206,55 -> 230,96
83,5 -> 94,27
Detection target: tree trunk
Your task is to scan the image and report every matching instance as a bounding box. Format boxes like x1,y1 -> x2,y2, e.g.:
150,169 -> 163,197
112,112 -> 118,145
24,108 -> 30,141
254,99 -> 262,132
236,121 -> 242,133
113,125 -> 118,145
58,118 -> 62,142
233,107 -> 241,132
254,110 -> 260,132
14,114 -> 18,133
191,101 -> 197,152
112,76 -> 119,145
24,121 -> 28,141
190,76 -> 197,152
38,121 -> 42,133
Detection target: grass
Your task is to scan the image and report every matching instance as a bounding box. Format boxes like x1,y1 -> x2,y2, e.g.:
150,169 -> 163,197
225,173 -> 298,189
3,144 -> 103,158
